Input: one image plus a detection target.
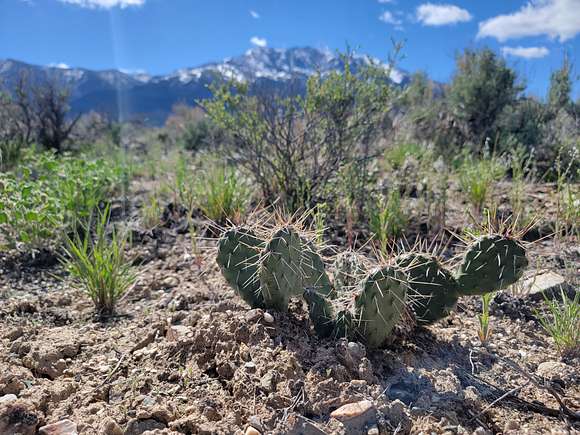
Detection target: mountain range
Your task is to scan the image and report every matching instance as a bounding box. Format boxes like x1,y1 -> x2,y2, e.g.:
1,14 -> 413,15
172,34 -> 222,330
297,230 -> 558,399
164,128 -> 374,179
0,47 -> 413,125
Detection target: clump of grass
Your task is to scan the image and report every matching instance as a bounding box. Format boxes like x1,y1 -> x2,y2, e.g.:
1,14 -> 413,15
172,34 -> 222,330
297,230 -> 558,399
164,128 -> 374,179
369,189 -> 408,253
194,162 -> 250,224
384,142 -> 425,170
61,208 -> 136,317
458,153 -> 505,214
535,289 -> 580,357
141,193 -> 163,229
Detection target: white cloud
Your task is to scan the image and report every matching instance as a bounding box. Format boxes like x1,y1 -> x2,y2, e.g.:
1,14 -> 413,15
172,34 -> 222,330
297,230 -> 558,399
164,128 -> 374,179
478,0 -> 580,42
379,11 -> 402,26
416,3 -> 472,26
49,62 -> 70,69
501,46 -> 550,59
58,0 -> 145,9
250,36 -> 267,47
249,10 -> 260,19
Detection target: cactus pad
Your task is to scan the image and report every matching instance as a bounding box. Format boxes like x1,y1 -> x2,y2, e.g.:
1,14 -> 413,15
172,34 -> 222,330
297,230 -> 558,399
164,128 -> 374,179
303,289 -> 336,338
395,253 -> 459,324
456,235 -> 528,296
216,227 -> 265,308
354,266 -> 407,347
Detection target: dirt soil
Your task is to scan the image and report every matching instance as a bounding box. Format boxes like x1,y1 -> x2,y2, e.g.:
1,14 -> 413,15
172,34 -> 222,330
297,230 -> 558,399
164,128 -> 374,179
0,184 -> 579,435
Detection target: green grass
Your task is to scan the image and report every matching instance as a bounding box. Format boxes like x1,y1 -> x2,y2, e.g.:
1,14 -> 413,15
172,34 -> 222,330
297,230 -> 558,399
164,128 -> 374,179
536,289 -> 580,356
458,155 -> 506,213
368,189 -> 408,252
384,143 -> 425,170
478,291 -> 495,343
193,162 -> 250,224
61,208 -> 136,317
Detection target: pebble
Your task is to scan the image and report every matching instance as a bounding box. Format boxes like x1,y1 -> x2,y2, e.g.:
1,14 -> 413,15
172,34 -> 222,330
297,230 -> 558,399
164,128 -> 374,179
331,400 -> 377,432
245,426 -> 261,435
0,394 -> 17,404
98,417 -> 123,435
38,419 -> 78,435
504,420 -> 520,433
245,309 -> 264,323
263,312 -> 274,323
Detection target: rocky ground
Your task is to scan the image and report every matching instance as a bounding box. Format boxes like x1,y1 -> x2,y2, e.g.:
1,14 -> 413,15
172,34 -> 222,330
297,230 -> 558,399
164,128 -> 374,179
0,182 -> 578,435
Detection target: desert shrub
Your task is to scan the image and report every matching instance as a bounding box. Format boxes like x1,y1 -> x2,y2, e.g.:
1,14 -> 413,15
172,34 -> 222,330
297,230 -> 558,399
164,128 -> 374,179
193,161 -> 251,223
204,52 -> 397,211
458,152 -> 506,213
0,150 -> 123,251
447,48 -> 523,149
368,189 -> 408,252
61,208 -> 136,317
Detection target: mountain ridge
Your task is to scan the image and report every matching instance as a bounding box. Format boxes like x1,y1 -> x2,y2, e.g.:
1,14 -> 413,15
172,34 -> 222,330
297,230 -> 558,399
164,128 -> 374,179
0,47 -> 413,125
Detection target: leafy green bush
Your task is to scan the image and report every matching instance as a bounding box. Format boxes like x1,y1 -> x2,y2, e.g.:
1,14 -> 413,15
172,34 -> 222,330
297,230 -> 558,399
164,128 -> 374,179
204,51 -> 398,211
0,150 -> 123,251
61,208 -> 135,316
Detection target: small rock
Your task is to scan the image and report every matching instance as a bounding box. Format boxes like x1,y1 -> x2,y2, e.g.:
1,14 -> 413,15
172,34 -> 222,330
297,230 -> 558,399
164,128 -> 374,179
504,420 -> 520,433
536,361 -> 573,385
245,309 -> 264,323
98,417 -> 123,435
245,426 -> 261,435
524,272 -> 575,301
0,394 -> 17,404
125,418 -> 165,435
4,327 -> 24,340
244,362 -> 257,372
367,425 -> 379,435
263,312 -> 274,323
473,427 -> 490,435
162,276 -> 179,289
38,419 -> 78,435
330,400 -> 376,433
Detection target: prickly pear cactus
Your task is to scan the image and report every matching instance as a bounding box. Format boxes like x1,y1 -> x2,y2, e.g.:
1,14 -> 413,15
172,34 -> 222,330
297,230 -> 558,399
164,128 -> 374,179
456,235 -> 528,296
260,227 -> 334,311
354,266 -> 407,348
395,253 -> 459,324
332,250 -> 367,294
303,288 -> 336,338
216,227 -> 265,309
302,242 -> 335,299
259,227 -> 301,311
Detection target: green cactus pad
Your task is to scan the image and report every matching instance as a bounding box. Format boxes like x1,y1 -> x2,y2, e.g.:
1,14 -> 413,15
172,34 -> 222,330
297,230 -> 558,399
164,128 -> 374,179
354,266 -> 407,348
302,242 -> 335,299
304,289 -> 336,338
216,227 -> 265,308
260,227 -> 334,311
395,253 -> 459,324
334,309 -> 355,340
259,227 -> 302,311
456,235 -> 528,296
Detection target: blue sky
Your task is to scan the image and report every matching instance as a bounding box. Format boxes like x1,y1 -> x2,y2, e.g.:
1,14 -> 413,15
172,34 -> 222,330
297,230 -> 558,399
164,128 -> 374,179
1,0 -> 579,97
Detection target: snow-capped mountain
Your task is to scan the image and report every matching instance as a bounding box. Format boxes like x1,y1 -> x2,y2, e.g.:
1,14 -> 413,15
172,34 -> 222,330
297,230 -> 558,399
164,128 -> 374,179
0,47 -> 412,125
